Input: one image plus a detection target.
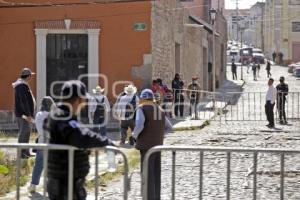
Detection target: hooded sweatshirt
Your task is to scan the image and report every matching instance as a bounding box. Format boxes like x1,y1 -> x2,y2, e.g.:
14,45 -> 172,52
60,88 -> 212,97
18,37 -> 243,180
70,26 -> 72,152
12,79 -> 36,118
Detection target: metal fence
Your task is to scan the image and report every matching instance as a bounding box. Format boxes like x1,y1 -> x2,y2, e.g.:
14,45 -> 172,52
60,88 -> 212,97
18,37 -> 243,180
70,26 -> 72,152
0,143 -> 130,200
170,89 -> 300,122
142,145 -> 300,200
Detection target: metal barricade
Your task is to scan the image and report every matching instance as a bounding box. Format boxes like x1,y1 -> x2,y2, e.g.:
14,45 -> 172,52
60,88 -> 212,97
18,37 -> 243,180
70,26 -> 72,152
142,145 -> 300,200
0,143 -> 129,200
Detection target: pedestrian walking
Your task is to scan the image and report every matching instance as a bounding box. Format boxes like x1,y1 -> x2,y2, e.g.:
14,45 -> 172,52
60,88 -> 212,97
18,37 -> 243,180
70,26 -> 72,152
132,89 -> 173,200
115,84 -> 139,145
45,80 -> 114,200
231,62 -> 237,80
28,96 -> 55,193
187,77 -> 201,119
265,78 -> 277,128
257,62 -> 261,77
12,67 -> 36,159
252,63 -> 257,81
266,60 -> 272,77
272,51 -> 276,62
276,76 -> 289,124
279,52 -> 284,64
172,73 -> 184,117
90,86 -> 110,136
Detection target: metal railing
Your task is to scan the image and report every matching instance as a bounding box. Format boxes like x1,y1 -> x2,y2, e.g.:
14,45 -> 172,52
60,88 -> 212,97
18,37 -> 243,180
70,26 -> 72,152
142,145 -> 300,200
167,89 -> 300,122
0,143 -> 130,200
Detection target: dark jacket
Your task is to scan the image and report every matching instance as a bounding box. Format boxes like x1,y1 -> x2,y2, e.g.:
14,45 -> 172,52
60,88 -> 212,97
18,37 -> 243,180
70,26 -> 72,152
135,104 -> 165,150
12,79 -> 35,117
172,78 -> 184,91
276,83 -> 289,100
45,104 -> 113,179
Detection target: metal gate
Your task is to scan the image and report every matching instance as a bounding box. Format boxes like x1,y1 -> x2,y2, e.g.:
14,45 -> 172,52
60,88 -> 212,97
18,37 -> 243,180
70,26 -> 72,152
142,145 -> 300,200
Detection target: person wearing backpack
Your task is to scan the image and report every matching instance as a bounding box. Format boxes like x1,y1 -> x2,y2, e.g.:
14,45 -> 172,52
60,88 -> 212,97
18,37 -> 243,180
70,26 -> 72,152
115,84 -> 139,145
91,86 -> 110,136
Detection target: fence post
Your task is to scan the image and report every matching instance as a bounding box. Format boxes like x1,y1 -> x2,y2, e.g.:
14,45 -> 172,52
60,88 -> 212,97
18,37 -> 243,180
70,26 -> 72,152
68,149 -> 74,200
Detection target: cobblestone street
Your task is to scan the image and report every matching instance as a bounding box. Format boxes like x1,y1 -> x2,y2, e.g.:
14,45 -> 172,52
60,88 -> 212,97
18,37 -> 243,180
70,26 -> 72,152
98,65 -> 300,200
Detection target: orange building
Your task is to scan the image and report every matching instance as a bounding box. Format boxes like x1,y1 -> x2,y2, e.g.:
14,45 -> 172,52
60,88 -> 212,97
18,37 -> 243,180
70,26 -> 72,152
0,0 -> 151,110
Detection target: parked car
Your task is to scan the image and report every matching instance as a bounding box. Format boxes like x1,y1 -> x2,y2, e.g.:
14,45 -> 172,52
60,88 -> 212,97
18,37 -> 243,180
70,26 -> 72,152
229,50 -> 240,63
253,52 -> 265,64
293,67 -> 300,77
288,62 -> 300,73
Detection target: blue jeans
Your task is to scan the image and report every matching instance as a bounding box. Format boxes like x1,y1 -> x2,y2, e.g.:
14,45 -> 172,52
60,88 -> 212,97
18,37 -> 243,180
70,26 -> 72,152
93,126 -> 107,137
31,150 -> 43,185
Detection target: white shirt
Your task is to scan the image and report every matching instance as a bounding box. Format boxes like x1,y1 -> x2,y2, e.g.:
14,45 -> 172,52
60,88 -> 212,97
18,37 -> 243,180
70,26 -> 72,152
115,94 -> 139,120
266,85 -> 277,104
35,111 -> 49,143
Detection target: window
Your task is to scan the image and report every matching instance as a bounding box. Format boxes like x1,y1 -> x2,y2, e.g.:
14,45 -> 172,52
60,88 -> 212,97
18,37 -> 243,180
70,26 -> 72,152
292,22 -> 300,32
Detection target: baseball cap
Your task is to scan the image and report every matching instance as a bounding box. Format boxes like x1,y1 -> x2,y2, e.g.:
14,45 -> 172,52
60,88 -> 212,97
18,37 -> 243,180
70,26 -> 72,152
21,68 -> 35,77
140,89 -> 154,100
60,80 -> 87,100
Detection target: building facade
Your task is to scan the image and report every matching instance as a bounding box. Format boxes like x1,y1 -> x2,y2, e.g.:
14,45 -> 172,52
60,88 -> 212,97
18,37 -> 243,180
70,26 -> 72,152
264,0 -> 300,63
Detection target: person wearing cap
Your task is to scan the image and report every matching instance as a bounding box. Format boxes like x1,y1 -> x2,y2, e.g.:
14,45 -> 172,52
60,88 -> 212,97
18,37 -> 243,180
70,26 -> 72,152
114,84 -> 139,145
132,89 -> 173,200
187,77 -> 201,119
276,76 -> 289,124
12,67 -> 36,159
44,80 -> 114,200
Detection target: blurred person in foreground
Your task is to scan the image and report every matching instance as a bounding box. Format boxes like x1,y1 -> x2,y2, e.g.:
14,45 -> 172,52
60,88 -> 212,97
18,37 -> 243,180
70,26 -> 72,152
44,80 -> 114,200
132,89 -> 173,200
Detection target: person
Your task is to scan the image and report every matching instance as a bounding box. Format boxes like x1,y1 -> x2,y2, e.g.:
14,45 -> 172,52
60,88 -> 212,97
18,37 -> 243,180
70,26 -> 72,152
279,52 -> 284,64
132,89 -> 173,200
172,73 -> 184,117
44,80 -> 114,200
12,67 -> 36,159
187,77 -> 201,119
252,62 -> 257,81
231,62 -> 237,80
276,77 -> 289,124
91,86 -> 116,172
90,86 -> 110,136
266,60 -> 272,78
257,62 -> 261,77
265,78 -> 277,128
115,84 -> 139,145
163,88 -> 173,118
151,80 -> 164,105
28,96 -> 55,193
272,51 -> 276,62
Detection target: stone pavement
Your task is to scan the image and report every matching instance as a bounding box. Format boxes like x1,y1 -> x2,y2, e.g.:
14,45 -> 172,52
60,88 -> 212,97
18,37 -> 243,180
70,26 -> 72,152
94,64 -> 300,200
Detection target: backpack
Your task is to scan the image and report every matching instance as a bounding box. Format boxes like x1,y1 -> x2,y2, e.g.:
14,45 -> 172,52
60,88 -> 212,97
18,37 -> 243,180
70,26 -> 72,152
125,95 -> 137,120
93,97 -> 106,124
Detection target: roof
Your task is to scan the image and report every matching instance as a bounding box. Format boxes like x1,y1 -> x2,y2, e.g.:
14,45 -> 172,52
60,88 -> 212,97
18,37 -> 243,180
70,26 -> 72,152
189,15 -> 220,36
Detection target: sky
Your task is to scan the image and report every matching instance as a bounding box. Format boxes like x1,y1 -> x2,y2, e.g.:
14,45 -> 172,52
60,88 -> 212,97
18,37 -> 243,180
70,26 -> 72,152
225,0 -> 265,10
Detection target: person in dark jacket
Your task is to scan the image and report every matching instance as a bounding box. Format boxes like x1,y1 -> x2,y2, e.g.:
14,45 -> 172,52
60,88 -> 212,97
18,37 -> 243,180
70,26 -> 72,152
132,89 -> 172,200
44,80 -> 114,200
266,60 -> 272,77
172,73 -> 184,117
276,76 -> 289,124
231,62 -> 237,80
12,68 -> 36,159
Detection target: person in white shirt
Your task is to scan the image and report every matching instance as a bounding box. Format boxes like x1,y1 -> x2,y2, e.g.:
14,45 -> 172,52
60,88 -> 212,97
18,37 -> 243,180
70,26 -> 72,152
265,78 -> 277,128
114,84 -> 139,145
28,96 -> 55,193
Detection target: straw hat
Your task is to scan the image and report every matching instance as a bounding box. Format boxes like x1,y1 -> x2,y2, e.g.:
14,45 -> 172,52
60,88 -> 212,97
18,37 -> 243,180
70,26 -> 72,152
124,84 -> 137,95
92,86 -> 105,94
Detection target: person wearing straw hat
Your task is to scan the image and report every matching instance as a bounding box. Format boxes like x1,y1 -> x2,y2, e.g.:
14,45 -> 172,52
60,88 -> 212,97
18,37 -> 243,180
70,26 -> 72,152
12,67 -> 36,159
115,84 -> 139,145
90,86 -> 110,136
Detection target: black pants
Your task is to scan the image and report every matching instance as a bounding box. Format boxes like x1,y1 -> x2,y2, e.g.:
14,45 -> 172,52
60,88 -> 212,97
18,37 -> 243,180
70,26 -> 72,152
174,92 -> 184,117
16,117 -> 31,157
265,101 -> 275,126
277,99 -> 287,122
232,72 -> 237,80
140,150 -> 161,200
47,178 -> 87,200
267,70 -> 271,77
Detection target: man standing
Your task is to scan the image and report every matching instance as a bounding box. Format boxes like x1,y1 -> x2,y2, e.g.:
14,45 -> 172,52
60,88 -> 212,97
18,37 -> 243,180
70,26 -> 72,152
172,73 -> 184,117
252,62 -> 257,81
272,51 -> 277,62
45,80 -> 113,200
231,62 -> 237,80
265,78 -> 277,128
12,68 -> 36,159
187,77 -> 201,119
266,60 -> 272,78
115,84 -> 139,145
132,89 -> 172,200
276,77 -> 289,124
